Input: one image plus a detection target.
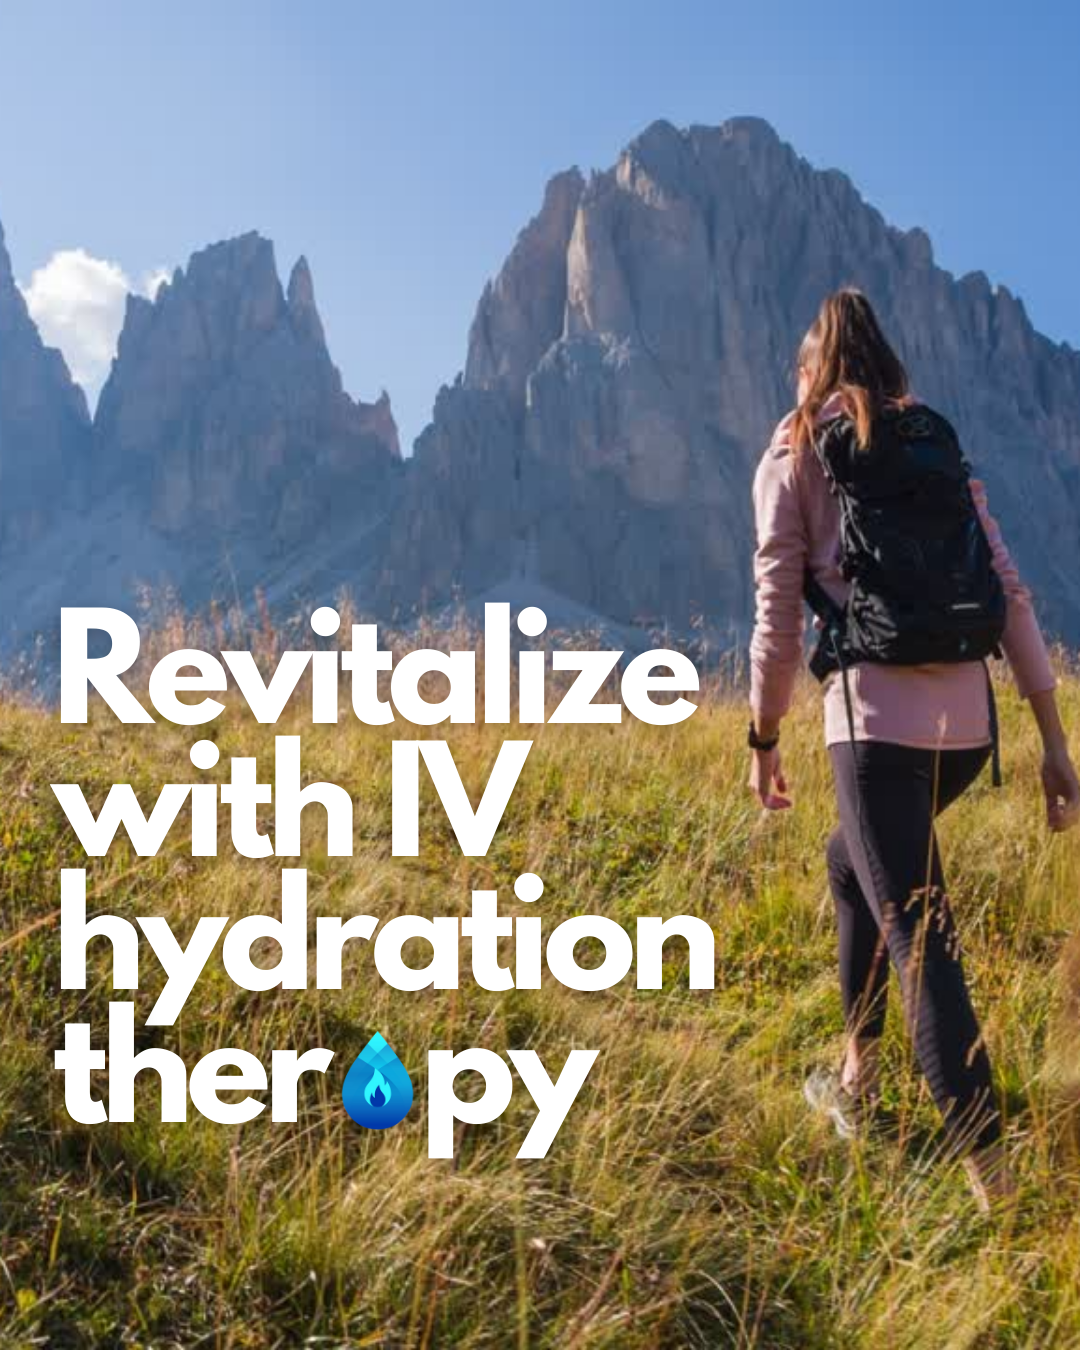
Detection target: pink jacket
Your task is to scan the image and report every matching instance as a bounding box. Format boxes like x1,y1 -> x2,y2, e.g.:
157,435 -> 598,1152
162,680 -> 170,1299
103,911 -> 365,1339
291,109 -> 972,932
750,400 -> 1057,748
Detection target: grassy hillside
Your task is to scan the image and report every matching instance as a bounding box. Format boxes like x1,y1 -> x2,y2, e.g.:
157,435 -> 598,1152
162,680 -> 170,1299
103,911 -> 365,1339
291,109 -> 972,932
1,666 -> 1080,1349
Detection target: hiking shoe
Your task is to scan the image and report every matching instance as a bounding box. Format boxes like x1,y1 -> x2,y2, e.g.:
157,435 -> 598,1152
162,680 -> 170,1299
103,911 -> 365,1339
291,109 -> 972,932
803,1067 -> 876,1141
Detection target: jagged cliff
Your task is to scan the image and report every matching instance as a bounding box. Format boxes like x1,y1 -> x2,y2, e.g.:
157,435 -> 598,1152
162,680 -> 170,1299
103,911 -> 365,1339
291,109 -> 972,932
378,117 -> 1080,639
1,115 -> 1079,657
0,232 -> 402,648
0,218 -> 91,551
93,232 -> 400,541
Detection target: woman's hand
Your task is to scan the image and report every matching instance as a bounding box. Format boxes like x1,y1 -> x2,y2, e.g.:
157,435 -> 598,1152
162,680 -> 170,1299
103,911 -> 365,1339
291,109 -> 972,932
748,746 -> 792,811
1041,743 -> 1080,832
1028,690 -> 1080,832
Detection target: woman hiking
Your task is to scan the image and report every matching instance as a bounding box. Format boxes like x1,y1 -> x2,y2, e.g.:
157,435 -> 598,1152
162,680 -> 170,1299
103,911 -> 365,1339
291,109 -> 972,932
747,288 -> 1080,1209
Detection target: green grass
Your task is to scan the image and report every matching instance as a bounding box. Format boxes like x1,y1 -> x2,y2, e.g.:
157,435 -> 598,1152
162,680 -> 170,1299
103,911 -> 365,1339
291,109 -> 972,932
1,669 -> 1080,1348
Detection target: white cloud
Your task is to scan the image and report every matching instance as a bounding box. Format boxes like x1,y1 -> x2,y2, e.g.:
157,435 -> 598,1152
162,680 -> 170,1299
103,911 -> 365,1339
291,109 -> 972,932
19,249 -> 169,406
142,266 -> 171,301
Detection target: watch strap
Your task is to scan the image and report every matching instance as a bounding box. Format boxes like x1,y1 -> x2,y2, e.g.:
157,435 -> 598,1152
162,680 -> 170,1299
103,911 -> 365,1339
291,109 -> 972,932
748,720 -> 780,752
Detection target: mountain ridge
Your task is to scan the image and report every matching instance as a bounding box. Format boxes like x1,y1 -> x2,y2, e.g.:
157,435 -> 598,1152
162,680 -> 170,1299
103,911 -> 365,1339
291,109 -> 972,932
375,115 -> 1080,639
0,217 -> 92,554
2,115 -> 1079,657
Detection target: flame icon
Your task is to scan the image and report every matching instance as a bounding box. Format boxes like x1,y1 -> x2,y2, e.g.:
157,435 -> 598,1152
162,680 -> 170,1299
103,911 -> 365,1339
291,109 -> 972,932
364,1068 -> 391,1108
341,1033 -> 413,1130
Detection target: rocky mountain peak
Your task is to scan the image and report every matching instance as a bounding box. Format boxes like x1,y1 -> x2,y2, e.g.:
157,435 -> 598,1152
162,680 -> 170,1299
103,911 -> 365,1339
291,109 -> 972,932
0,218 -> 12,284
91,230 -> 400,554
464,166 -> 585,395
0,221 -> 405,651
286,255 -> 326,348
3,117 -> 1080,659
379,117 -> 1080,641
0,212 -> 91,551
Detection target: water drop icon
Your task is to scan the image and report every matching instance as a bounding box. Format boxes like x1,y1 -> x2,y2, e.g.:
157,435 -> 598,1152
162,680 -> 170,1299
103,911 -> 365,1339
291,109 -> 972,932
342,1033 -> 414,1129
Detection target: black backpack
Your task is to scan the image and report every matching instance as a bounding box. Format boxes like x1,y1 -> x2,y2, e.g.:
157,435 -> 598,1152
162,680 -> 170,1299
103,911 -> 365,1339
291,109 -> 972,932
803,402 -> 1007,780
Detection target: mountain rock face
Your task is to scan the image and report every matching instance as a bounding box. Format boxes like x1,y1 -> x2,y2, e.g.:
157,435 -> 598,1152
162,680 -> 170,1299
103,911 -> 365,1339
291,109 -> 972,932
379,117 -> 1080,641
93,233 -> 400,544
0,232 -> 402,652
0,219 -> 91,550
2,116 -> 1080,661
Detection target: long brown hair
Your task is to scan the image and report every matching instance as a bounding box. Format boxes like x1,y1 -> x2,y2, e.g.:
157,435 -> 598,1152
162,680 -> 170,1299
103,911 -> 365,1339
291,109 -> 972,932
789,288 -> 910,455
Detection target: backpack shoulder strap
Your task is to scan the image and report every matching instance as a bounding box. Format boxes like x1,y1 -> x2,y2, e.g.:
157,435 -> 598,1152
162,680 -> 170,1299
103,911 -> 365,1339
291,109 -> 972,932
803,566 -> 843,625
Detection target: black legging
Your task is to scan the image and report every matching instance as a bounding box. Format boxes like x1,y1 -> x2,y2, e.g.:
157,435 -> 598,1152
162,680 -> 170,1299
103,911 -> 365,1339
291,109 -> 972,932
827,739 -> 1000,1153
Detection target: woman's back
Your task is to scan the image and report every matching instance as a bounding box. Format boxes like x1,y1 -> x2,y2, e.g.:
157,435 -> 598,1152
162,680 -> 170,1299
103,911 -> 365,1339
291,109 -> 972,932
750,393 -> 1056,749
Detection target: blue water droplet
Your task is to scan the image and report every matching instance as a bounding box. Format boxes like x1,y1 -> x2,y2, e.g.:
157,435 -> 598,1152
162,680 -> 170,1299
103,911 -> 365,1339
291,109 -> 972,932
342,1033 -> 413,1129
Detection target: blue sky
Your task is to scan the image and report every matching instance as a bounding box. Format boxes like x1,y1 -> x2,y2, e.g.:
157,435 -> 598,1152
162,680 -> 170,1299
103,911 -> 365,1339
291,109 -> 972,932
0,0 -> 1076,450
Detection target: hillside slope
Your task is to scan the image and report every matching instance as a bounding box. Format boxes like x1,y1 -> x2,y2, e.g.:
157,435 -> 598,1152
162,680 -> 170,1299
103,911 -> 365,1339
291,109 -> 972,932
1,667 -> 1079,1346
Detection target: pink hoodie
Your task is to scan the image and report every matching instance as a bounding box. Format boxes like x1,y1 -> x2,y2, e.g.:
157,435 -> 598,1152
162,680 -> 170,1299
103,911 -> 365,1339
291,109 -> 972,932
750,399 -> 1057,748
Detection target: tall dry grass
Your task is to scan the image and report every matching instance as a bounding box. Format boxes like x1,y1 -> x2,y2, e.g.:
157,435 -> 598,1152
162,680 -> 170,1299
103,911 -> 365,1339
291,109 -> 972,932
0,631 -> 1078,1348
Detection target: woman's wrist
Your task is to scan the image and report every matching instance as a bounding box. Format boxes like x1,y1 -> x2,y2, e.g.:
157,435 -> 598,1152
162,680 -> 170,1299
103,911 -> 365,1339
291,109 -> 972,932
751,714 -> 781,743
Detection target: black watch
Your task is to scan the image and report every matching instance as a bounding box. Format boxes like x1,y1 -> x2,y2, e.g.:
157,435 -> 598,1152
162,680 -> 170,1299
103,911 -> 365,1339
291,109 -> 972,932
748,720 -> 780,752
